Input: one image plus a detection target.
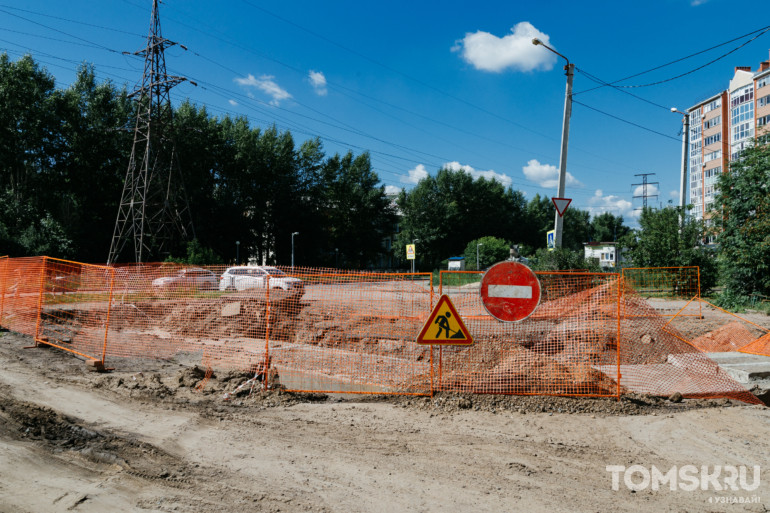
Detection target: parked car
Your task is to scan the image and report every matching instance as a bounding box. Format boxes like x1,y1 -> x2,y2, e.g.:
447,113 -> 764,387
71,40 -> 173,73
152,268 -> 218,292
219,266 -> 304,296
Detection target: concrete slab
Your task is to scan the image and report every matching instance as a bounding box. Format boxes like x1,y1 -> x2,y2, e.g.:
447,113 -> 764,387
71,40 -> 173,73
705,352 -> 770,384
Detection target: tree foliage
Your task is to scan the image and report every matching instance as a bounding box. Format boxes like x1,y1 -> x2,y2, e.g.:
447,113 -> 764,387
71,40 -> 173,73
713,141 -> 770,302
462,236 -> 511,270
395,167 -> 526,269
621,206 -> 718,292
0,54 -> 395,268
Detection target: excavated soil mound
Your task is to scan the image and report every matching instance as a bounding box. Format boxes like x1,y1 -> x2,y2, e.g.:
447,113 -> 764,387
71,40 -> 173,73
690,321 -> 761,352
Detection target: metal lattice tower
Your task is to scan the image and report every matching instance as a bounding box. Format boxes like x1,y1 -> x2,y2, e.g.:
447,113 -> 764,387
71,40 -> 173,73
108,0 -> 195,264
633,173 -> 659,211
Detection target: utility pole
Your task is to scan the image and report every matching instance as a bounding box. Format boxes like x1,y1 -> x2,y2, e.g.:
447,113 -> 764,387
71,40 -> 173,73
633,173 -> 659,211
532,38 -> 573,249
108,0 -> 196,264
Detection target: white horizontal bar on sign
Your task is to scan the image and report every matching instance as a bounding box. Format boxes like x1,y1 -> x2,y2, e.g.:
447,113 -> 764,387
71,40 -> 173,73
488,284 -> 532,299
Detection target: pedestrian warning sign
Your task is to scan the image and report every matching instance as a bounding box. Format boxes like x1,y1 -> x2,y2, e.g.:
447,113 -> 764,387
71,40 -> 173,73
417,295 -> 473,345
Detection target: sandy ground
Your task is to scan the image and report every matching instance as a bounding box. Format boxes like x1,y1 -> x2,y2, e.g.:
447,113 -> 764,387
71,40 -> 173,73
0,330 -> 768,513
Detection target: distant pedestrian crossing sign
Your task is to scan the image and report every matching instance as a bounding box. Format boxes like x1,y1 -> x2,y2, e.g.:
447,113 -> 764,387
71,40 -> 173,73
406,244 -> 416,260
417,295 -> 473,345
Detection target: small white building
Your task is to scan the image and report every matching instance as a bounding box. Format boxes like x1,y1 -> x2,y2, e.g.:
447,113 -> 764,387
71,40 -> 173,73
583,242 -> 623,269
448,257 -> 465,270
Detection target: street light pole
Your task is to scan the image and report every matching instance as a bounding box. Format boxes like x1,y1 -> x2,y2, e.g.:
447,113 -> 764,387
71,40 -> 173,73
235,240 -> 240,265
532,38 -> 573,249
476,242 -> 483,270
291,232 -> 299,269
671,108 -> 690,218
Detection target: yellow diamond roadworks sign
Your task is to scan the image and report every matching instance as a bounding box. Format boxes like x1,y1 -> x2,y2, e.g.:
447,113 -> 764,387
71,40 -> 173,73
416,294 -> 473,345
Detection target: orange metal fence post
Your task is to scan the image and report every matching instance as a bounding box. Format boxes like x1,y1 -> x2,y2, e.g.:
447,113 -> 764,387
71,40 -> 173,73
616,272 -> 622,401
101,266 -> 116,365
263,275 -> 271,391
0,256 -> 7,327
33,257 -> 48,347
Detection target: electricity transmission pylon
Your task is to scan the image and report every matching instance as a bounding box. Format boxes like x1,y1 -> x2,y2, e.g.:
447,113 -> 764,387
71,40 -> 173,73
108,0 -> 195,264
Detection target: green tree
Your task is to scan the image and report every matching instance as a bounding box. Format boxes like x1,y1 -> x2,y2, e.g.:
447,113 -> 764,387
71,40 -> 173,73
622,206 -> 717,292
462,236 -> 511,270
528,248 -> 601,272
322,151 -> 396,268
396,167 -> 526,269
713,140 -> 770,302
54,64 -> 133,262
589,212 -> 630,243
164,239 -> 223,265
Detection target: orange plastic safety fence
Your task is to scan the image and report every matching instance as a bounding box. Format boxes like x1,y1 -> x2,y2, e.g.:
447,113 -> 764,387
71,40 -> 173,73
0,258 -> 761,404
0,257 -> 46,336
621,267 -> 701,317
615,285 -> 760,404
103,264 -> 435,396
34,258 -> 115,363
438,271 -> 622,398
740,333 -> 770,357
663,297 -> 769,353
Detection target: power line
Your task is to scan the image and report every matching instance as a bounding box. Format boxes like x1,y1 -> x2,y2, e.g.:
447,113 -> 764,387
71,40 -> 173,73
572,100 -> 680,142
575,67 -> 672,112
574,24 -> 770,94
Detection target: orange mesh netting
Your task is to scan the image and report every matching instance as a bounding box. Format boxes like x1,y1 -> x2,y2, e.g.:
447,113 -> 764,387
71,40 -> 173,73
0,256 -> 47,337
0,259 -> 762,404
616,287 -> 760,404
664,297 -> 769,353
436,271 -> 622,397
740,332 -> 770,357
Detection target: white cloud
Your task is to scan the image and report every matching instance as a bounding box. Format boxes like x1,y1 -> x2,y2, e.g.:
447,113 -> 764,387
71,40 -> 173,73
522,159 -> 582,188
444,161 -> 513,188
691,0 -> 708,5
234,74 -> 292,106
228,99 -> 238,106
453,21 -> 556,73
633,184 -> 660,198
384,185 -> 401,195
669,189 -> 679,200
401,164 -> 430,185
308,70 -> 327,96
588,189 -> 635,219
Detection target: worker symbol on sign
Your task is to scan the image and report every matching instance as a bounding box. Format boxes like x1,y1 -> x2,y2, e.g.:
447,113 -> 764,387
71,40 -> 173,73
417,294 -> 473,345
434,312 -> 466,340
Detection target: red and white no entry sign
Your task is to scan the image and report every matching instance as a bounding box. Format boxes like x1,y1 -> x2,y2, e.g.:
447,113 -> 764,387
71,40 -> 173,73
480,261 -> 541,322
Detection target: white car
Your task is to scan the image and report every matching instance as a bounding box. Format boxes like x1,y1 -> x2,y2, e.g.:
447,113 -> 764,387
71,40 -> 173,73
219,266 -> 304,296
152,268 -> 218,292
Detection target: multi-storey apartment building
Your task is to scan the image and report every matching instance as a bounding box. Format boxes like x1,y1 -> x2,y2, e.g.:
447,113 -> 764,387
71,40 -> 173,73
685,52 -> 770,221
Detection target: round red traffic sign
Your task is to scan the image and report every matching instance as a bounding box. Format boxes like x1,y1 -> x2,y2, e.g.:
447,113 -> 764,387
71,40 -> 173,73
480,261 -> 541,322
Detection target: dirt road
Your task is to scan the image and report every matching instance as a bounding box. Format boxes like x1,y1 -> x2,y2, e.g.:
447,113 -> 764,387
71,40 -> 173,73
0,331 -> 768,513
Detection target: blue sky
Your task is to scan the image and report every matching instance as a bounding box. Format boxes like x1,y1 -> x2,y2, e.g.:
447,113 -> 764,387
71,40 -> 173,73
2,0 -> 770,227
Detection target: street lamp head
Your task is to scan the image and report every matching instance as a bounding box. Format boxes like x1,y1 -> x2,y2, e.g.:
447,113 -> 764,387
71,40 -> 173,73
292,232 -> 299,236
532,38 -> 542,46
670,107 -> 677,113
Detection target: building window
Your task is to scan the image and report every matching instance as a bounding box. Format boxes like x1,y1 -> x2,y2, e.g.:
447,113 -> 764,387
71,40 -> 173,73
758,76 -> 769,89
704,115 -> 721,129
731,102 -> 754,127
758,95 -> 770,107
758,115 -> 770,127
704,98 -> 721,113
704,133 -> 721,146
704,150 -> 721,163
690,124 -> 701,141
689,139 -> 701,157
730,85 -> 754,107
732,121 -> 753,142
